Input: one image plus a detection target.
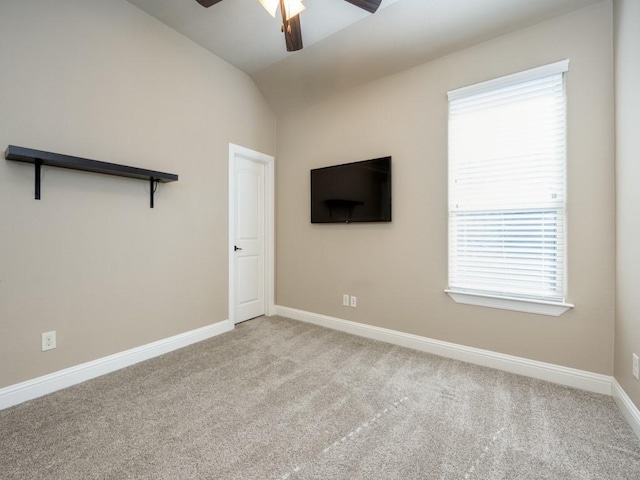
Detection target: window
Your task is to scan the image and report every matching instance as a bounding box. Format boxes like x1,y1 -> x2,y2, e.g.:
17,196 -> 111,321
446,60 -> 573,316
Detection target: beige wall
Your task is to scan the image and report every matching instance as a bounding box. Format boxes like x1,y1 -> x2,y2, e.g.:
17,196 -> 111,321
276,2 -> 615,374
0,0 -> 275,388
614,0 -> 640,408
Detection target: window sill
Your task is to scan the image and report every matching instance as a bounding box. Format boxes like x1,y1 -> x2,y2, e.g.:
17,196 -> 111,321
445,290 -> 574,317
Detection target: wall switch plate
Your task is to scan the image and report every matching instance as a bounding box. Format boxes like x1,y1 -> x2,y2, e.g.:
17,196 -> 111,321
343,294 -> 350,306
350,296 -> 357,308
633,353 -> 639,381
42,331 -> 56,351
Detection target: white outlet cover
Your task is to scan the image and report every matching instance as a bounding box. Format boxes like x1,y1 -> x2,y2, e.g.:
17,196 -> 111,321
350,296 -> 357,308
42,331 -> 56,352
343,294 -> 350,307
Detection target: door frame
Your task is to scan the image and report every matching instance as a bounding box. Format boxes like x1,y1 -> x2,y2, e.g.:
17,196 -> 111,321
228,143 -> 275,324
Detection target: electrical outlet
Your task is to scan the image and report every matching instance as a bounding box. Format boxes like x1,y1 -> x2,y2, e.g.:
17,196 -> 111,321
350,296 -> 357,308
343,294 -> 350,307
42,331 -> 56,352
633,353 -> 639,381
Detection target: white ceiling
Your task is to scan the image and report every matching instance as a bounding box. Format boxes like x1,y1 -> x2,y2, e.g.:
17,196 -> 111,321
127,0 -> 601,113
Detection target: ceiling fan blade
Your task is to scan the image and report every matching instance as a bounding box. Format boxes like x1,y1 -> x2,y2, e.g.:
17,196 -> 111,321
195,0 -> 224,7
343,0 -> 382,14
280,2 -> 303,52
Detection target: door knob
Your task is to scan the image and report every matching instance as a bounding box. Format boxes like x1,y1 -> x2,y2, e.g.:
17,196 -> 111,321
234,245 -> 242,251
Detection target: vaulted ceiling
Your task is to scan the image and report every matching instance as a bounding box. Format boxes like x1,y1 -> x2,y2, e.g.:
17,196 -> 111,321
128,0 -> 601,113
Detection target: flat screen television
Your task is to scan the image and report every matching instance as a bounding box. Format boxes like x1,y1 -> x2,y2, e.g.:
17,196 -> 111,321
311,156 -> 392,223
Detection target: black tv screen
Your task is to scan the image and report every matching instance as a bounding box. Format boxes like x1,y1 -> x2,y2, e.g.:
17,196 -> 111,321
311,157 -> 392,223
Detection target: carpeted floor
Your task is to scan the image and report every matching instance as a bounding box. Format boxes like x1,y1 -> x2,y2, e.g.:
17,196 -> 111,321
1,316 -> 639,479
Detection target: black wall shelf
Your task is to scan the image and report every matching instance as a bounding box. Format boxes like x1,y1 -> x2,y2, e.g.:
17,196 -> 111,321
5,145 -> 178,208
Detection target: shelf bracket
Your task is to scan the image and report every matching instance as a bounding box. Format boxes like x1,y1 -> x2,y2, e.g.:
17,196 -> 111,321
150,178 -> 159,208
34,159 -> 43,200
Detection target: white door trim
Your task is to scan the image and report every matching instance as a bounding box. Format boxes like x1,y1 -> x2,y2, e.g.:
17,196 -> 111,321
229,143 -> 275,324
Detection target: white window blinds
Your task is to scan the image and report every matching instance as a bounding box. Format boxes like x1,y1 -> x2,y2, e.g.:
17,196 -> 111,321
448,60 -> 568,303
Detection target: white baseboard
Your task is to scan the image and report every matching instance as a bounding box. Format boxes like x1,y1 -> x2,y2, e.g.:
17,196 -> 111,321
275,306 -> 612,396
612,379 -> 640,439
0,319 -> 234,411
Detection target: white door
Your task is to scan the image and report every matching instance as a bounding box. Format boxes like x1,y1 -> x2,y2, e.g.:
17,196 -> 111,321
233,156 -> 266,323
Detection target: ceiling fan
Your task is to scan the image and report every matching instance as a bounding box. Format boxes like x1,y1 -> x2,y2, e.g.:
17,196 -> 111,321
195,0 -> 382,52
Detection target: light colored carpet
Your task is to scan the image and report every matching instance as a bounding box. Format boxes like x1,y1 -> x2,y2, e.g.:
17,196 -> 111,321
1,316 -> 639,479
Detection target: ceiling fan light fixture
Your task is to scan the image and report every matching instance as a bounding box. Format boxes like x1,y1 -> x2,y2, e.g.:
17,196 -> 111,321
258,0 -> 279,17
260,0 -> 305,20
282,0 -> 305,20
